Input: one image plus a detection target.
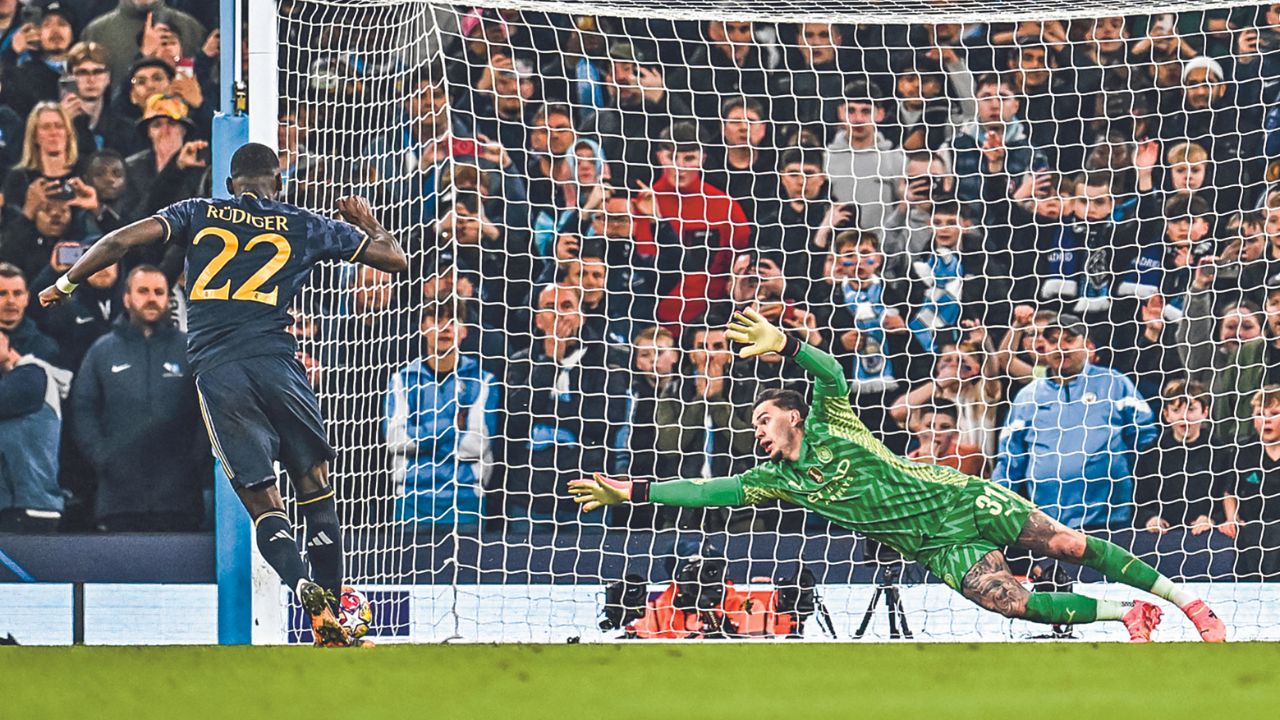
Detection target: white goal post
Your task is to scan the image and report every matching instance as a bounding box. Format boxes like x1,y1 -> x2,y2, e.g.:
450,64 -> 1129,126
240,0 -> 1280,643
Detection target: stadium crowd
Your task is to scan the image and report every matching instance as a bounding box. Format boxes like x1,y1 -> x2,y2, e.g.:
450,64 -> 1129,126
1,1 -> 1278,579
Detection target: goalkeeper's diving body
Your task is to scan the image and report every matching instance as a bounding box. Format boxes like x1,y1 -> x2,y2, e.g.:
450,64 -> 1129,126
38,143 -> 408,646
570,310 -> 1227,642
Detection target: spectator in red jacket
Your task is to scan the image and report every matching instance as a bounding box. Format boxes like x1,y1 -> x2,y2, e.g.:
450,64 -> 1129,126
649,121 -> 749,327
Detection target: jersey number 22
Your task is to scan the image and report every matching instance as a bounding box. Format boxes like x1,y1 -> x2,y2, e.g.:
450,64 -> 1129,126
189,227 -> 292,305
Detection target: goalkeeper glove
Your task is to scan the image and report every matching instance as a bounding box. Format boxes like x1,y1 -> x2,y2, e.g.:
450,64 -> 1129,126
725,308 -> 789,358
568,473 -> 635,512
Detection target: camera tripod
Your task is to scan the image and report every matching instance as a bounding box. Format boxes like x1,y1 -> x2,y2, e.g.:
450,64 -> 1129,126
853,561 -> 913,640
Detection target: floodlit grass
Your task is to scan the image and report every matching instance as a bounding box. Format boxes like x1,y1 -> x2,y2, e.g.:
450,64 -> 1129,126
1,643 -> 1276,719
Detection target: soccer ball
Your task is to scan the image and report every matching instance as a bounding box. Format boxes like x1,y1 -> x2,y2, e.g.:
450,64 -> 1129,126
338,586 -> 373,639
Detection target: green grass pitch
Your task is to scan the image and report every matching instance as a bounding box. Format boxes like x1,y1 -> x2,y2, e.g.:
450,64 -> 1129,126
2,643 -> 1277,719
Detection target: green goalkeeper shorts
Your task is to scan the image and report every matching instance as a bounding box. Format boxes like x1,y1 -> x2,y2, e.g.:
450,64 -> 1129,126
913,480 -> 1035,592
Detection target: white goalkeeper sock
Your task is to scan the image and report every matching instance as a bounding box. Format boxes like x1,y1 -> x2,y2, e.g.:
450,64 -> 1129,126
1095,599 -> 1127,622
1149,577 -> 1198,608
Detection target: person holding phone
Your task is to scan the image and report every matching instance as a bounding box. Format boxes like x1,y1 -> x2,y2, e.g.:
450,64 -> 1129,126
62,42 -> 133,155
138,11 -> 208,113
0,186 -> 87,282
5,1 -> 77,120
586,41 -> 692,189
81,4 -> 208,81
1,102 -> 82,220
882,150 -> 953,279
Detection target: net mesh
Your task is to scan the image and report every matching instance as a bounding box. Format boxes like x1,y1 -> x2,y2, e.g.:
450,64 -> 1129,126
272,0 -> 1280,642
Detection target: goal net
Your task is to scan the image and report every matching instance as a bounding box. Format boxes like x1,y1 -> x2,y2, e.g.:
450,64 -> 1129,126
272,0 -> 1280,642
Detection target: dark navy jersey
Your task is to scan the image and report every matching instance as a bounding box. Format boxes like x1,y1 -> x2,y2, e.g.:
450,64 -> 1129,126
154,192 -> 369,372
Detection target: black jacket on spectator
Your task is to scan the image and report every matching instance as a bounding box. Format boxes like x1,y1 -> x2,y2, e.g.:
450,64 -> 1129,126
684,40 -> 777,120
1157,101 -> 1266,212
0,214 -> 67,282
124,149 -> 208,220
70,317 -> 204,525
770,51 -> 856,138
86,195 -> 137,237
1223,437 -> 1280,579
6,55 -> 60,120
0,104 -> 24,169
6,316 -> 60,365
756,191 -> 831,301
1133,430 -> 1220,527
468,96 -> 532,175
1224,439 -> 1280,525
29,265 -> 120,371
584,91 -> 691,189
74,106 -> 136,157
502,337 -> 628,517
1019,73 -> 1084,172
504,338 -> 627,461
1117,322 -> 1182,407
618,372 -> 684,482
702,147 -> 779,226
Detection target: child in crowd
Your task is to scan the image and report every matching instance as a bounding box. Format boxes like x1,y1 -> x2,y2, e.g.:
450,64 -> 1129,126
906,401 -> 987,478
907,199 -> 967,354
1133,379 -> 1219,535
1221,386 -> 1280,580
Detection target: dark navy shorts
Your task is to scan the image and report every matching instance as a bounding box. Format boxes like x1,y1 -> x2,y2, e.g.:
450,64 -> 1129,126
194,354 -> 334,490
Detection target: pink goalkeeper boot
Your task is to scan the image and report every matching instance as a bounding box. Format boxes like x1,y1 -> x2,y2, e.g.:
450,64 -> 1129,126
1182,599 -> 1227,643
1122,600 -> 1163,643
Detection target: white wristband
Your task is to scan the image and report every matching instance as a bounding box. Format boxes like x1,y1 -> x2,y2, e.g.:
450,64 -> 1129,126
55,274 -> 78,294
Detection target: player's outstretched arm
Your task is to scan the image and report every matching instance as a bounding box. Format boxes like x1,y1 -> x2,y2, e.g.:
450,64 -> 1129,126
568,473 -> 746,512
725,309 -> 848,399
337,196 -> 408,274
38,218 -> 166,307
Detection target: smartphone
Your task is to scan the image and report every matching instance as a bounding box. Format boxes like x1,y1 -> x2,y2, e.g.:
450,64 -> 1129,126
1259,27 -> 1280,53
196,144 -> 212,165
176,58 -> 195,79
1153,14 -> 1175,34
56,245 -> 85,266
47,181 -> 75,201
58,75 -> 78,99
834,203 -> 859,228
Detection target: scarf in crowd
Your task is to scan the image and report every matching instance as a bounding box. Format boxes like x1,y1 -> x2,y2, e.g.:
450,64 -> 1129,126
1042,220 -> 1113,314
908,248 -> 964,354
841,278 -> 897,389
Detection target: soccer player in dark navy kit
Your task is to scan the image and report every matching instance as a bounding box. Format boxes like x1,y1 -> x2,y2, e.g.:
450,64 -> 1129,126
40,143 -> 408,646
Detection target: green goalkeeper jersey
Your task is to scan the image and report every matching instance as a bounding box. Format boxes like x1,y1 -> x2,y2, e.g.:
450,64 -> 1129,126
649,343 -> 974,560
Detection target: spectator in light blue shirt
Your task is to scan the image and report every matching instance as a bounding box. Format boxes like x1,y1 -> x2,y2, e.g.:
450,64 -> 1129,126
384,298 -> 498,526
994,313 -> 1158,529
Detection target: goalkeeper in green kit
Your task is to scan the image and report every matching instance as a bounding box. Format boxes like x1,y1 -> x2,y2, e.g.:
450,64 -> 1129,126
569,310 -> 1227,642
